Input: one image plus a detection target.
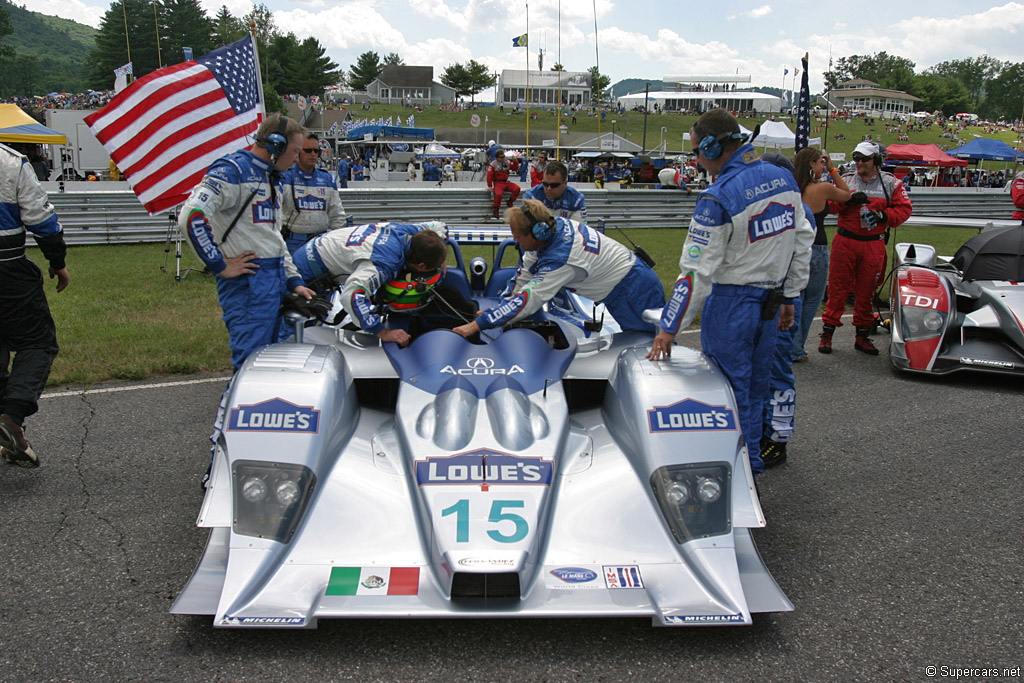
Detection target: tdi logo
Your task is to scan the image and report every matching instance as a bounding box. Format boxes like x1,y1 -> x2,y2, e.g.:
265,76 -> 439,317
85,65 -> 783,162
440,357 -> 524,376
251,195 -> 276,223
296,194 -> 326,211
901,293 -> 941,309
748,202 -> 795,242
415,449 -> 553,486
228,398 -> 320,433
648,398 -> 737,432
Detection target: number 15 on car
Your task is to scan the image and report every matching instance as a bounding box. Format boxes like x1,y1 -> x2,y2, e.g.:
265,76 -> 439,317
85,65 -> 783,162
434,492 -> 540,546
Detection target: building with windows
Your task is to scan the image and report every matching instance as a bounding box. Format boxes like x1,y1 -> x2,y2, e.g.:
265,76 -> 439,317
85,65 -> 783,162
615,88 -> 782,114
825,79 -> 922,117
497,69 -> 592,109
366,66 -> 457,106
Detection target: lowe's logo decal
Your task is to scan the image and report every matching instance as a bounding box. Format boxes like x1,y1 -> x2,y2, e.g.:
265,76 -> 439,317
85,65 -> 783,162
415,449 -> 552,486
251,195 -> 276,223
647,399 -> 737,433
228,398 -> 320,433
664,614 -> 744,624
748,201 -> 795,242
295,194 -> 327,211
550,567 -> 598,583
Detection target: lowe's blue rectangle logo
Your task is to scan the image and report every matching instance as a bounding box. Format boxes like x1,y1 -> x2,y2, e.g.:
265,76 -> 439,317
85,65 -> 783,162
415,449 -> 552,486
647,399 -> 737,432
748,201 -> 794,242
296,194 -> 326,211
228,398 -> 320,433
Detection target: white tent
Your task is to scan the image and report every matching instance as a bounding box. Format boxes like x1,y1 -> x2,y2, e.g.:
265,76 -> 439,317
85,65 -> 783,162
750,120 -> 821,150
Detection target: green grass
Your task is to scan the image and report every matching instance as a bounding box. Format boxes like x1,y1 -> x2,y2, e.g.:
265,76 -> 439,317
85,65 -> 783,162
32,223 -> 980,387
334,102 -> 1023,171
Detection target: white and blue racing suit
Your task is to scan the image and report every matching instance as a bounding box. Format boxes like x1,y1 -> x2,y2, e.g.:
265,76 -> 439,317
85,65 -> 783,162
279,165 -> 347,254
476,217 -> 664,333
659,144 -> 814,474
292,222 -> 448,334
179,149 -> 305,370
522,184 -> 588,223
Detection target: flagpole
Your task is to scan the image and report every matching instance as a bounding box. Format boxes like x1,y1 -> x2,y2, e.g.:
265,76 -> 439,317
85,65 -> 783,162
250,23 -> 267,121
556,0 -> 562,156
593,0 -> 600,148
525,1 -> 531,157
823,47 -> 833,152
153,4 -> 162,68
122,0 -> 133,82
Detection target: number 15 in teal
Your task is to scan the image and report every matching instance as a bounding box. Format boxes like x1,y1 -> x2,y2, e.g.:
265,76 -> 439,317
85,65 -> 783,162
440,499 -> 529,544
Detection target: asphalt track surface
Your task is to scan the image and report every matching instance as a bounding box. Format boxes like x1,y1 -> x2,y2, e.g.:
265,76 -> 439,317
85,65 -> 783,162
1,324 -> 1022,682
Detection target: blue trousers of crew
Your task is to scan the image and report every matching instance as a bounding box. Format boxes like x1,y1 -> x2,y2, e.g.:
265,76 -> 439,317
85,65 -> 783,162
284,231 -> 324,257
600,259 -> 666,333
700,284 -> 776,475
764,297 -> 802,443
791,244 -> 829,361
0,260 -> 59,423
292,239 -> 329,285
216,257 -> 288,370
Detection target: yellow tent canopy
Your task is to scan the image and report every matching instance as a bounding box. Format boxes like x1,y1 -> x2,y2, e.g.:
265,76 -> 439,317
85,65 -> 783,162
0,104 -> 67,144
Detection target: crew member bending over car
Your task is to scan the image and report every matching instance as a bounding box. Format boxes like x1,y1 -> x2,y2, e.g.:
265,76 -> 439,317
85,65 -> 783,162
452,199 -> 665,339
486,149 -> 520,219
818,141 -> 912,355
646,108 -> 813,478
292,221 -> 450,347
522,160 -> 588,223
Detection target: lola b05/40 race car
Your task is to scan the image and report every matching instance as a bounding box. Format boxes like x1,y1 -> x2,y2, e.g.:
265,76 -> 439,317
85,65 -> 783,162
889,225 -> 1024,376
171,230 -> 792,628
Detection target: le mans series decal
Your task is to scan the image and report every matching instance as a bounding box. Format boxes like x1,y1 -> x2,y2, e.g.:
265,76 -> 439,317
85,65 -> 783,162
228,398 -> 321,433
647,398 -> 737,433
545,566 -> 645,590
415,449 -> 553,487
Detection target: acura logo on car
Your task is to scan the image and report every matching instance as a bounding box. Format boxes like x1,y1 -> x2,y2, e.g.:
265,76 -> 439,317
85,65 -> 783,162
440,357 -> 524,375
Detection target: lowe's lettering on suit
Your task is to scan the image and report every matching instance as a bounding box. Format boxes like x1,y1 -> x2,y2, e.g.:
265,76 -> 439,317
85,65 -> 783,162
748,202 -> 795,242
228,397 -> 321,433
296,194 -> 326,211
416,449 -> 553,486
647,398 -> 737,433
251,195 -> 276,223
440,357 -> 525,376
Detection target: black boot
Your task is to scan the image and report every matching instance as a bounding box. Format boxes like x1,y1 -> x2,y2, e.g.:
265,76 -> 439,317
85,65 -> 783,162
854,327 -> 880,355
818,324 -> 836,354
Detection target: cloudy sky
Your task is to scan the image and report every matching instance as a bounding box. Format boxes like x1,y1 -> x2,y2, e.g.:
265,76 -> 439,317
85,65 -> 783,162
20,0 -> 1024,96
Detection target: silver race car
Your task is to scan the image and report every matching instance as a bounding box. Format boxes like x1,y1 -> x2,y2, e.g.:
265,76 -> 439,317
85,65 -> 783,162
889,225 -> 1024,376
171,230 -> 791,628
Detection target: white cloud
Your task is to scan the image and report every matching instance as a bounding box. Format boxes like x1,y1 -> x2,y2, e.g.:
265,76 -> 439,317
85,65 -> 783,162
891,2 -> 1024,64
21,0 -> 103,28
727,4 -> 773,20
273,5 -> 406,54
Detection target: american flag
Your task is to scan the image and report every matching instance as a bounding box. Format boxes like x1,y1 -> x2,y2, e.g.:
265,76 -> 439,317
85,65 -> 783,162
795,52 -> 811,152
85,35 -> 263,215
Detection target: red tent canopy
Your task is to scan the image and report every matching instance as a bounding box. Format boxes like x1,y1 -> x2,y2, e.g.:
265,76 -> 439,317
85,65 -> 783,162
884,143 -> 968,167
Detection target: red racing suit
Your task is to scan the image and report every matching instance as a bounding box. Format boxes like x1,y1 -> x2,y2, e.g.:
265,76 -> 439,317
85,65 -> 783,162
823,170 -> 912,328
1012,171 -> 1024,221
487,159 -> 520,209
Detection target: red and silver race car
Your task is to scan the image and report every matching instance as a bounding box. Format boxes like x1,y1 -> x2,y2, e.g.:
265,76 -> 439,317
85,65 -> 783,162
888,225 -> 1024,375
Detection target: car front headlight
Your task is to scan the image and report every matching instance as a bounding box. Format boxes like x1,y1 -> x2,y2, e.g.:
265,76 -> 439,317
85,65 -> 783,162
233,460 -> 315,543
651,463 -> 730,543
900,305 -> 948,342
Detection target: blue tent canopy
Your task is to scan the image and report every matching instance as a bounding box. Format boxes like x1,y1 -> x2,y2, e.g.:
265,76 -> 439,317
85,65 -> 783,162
946,138 -> 1020,162
345,125 -> 434,141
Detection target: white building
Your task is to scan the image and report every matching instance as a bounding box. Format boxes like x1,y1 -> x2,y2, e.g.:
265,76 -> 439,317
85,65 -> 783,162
615,88 -> 783,114
497,69 -> 592,109
826,79 -> 922,117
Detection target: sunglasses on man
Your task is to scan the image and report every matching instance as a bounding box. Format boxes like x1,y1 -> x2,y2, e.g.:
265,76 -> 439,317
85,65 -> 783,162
302,147 -> 320,154
852,155 -> 871,162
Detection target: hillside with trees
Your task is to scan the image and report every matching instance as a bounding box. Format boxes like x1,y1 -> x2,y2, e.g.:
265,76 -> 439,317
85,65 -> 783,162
0,0 -> 96,95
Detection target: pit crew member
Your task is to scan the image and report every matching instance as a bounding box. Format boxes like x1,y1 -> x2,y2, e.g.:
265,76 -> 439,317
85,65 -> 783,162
292,221 -> 449,347
179,114 -> 314,371
0,142 -> 69,468
646,108 -> 814,477
280,132 -> 347,254
818,141 -> 912,355
522,161 -> 588,223
487,149 -> 520,219
452,199 -> 664,338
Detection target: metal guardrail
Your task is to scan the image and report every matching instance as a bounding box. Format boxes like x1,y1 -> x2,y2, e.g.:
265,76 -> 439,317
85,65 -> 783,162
42,183 -> 1019,247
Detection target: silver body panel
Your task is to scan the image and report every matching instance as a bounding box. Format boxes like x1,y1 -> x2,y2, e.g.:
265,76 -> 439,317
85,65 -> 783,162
173,286 -> 791,628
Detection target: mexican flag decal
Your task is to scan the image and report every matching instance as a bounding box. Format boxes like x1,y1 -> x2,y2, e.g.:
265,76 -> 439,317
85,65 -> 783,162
326,567 -> 420,596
